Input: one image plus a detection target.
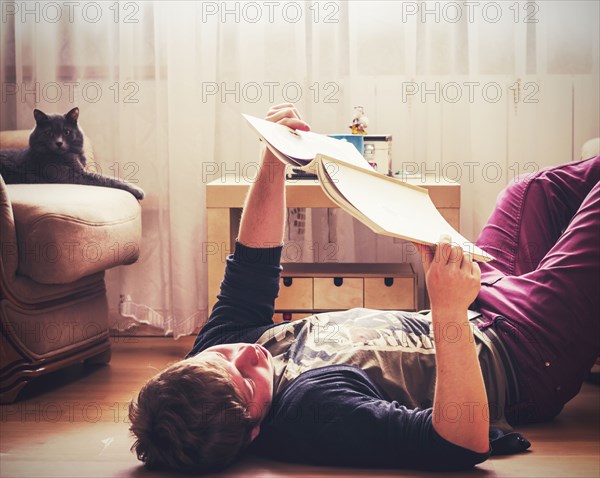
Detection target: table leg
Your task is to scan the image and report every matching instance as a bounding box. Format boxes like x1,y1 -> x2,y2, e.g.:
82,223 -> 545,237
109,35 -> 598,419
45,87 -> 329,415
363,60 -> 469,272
206,208 -> 231,314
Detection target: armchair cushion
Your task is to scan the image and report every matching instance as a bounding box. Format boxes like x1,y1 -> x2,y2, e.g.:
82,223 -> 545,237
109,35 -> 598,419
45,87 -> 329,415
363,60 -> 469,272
7,183 -> 141,284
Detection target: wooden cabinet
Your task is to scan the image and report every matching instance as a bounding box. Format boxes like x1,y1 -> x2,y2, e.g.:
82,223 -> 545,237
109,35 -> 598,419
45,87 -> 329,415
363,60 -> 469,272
274,263 -> 416,321
206,177 -> 460,314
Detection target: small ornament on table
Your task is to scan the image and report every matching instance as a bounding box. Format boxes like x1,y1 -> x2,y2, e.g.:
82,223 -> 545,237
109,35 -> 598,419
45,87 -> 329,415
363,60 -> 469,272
350,106 -> 369,135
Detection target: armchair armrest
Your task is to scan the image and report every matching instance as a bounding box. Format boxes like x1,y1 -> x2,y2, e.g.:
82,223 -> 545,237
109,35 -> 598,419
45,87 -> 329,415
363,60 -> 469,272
0,175 -> 18,280
5,183 -> 141,285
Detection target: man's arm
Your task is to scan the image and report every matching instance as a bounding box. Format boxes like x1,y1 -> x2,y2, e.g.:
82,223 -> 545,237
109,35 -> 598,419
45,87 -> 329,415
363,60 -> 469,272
238,104 -> 310,248
417,237 -> 489,454
187,105 -> 310,357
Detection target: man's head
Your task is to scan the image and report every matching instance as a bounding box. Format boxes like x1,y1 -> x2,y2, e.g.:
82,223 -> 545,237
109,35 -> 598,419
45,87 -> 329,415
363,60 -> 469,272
128,343 -> 274,473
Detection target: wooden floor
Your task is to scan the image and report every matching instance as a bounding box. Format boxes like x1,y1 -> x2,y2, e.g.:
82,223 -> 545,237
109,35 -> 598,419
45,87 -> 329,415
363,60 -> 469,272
1,337 -> 598,478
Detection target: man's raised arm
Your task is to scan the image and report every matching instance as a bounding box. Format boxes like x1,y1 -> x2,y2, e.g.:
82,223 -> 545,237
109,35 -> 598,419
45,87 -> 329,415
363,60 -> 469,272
187,105 -> 311,356
238,104 -> 310,248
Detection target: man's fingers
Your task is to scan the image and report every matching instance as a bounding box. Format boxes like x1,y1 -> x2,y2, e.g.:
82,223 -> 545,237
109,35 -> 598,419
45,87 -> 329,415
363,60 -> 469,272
268,103 -> 302,119
279,117 -> 311,131
265,107 -> 294,122
448,245 -> 463,268
269,103 -> 297,112
266,107 -> 310,131
461,251 -> 473,269
436,235 -> 452,265
266,108 -> 299,122
471,260 -> 481,280
266,106 -> 301,122
415,243 -> 434,271
266,103 -> 295,117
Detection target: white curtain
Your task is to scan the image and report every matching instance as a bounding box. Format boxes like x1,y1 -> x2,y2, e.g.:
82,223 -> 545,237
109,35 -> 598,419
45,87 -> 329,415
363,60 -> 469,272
2,1 -> 598,336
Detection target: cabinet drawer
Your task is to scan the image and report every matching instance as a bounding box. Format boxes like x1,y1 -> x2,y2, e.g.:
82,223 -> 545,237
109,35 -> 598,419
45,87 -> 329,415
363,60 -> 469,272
364,277 -> 415,310
313,277 -> 363,310
275,277 -> 313,310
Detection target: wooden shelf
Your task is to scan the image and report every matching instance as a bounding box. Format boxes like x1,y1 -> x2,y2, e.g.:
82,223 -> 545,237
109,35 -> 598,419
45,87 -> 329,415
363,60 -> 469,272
280,262 -> 414,277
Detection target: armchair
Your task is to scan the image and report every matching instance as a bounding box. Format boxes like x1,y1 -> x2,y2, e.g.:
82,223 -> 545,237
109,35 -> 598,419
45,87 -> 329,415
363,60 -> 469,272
0,130 -> 142,403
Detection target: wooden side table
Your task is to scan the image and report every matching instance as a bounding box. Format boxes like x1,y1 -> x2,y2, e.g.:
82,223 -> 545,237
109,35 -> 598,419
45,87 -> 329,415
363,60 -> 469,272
205,176 -> 460,314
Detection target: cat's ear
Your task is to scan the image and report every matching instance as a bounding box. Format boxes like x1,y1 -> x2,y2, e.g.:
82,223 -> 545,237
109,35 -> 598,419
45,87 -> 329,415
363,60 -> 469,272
65,107 -> 79,124
33,109 -> 48,123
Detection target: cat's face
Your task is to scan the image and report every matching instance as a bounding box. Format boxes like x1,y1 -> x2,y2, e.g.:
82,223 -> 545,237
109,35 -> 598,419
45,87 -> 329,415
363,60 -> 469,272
29,107 -> 84,157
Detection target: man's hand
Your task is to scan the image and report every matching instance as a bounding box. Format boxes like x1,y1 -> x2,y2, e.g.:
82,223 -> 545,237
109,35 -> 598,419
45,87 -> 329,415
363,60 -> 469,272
262,103 -> 311,165
416,235 -> 481,312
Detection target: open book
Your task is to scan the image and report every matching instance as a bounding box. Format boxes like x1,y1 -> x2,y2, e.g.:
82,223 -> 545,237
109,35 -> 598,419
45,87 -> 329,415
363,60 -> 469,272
243,114 -> 493,262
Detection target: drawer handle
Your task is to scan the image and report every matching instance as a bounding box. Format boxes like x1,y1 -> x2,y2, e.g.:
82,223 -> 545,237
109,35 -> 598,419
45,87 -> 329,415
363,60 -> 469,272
283,277 -> 293,287
333,277 -> 344,287
384,277 -> 394,287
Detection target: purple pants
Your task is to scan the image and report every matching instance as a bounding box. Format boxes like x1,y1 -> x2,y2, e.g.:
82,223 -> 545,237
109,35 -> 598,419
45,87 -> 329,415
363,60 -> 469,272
474,156 -> 600,423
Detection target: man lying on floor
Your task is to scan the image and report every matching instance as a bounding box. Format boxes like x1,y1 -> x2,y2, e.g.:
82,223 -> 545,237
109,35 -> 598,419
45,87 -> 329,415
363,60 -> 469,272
128,104 -> 600,474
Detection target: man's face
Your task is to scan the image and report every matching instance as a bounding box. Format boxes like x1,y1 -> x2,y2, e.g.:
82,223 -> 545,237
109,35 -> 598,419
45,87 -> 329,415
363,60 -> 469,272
186,343 -> 274,424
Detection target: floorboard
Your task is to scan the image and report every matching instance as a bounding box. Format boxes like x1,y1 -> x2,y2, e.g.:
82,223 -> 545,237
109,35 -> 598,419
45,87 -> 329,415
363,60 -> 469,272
1,337 -> 598,478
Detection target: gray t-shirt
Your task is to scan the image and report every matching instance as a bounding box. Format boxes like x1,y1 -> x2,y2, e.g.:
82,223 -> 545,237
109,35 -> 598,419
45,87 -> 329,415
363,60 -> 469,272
257,307 -> 512,432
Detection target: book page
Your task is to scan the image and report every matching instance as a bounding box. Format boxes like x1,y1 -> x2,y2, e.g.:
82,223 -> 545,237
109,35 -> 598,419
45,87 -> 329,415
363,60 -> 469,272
316,160 -> 378,229
319,156 -> 494,262
243,114 -> 371,171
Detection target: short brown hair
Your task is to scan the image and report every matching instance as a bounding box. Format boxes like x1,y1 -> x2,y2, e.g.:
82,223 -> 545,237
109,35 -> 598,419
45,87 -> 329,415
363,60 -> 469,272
128,357 -> 256,473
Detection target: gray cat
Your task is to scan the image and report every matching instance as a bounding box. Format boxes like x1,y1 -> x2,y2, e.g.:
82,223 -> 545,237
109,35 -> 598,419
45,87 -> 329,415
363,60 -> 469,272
0,108 -> 144,199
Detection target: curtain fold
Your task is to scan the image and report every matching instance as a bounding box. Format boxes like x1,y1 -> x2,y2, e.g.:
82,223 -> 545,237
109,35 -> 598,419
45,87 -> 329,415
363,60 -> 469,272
1,1 -> 598,337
